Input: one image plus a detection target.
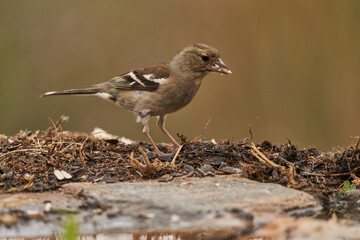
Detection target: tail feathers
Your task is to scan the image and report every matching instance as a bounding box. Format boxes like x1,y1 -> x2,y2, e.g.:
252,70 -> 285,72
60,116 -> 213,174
40,88 -> 101,97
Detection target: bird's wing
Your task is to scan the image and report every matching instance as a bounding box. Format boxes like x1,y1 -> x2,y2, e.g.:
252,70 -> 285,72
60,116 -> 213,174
94,63 -> 170,91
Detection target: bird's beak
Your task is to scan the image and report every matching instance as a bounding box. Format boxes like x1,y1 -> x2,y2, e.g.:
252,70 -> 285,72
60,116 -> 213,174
207,58 -> 232,74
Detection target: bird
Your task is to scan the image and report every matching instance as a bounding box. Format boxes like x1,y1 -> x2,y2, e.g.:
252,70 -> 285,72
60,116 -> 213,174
41,43 -> 231,156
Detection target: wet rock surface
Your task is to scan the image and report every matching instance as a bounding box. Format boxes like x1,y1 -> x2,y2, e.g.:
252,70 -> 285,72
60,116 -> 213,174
0,176 -> 319,237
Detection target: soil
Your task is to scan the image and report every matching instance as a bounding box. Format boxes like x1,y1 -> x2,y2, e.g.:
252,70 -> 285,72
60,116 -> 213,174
0,117 -> 359,219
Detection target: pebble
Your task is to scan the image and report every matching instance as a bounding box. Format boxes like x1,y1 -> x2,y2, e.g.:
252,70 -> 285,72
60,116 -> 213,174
220,166 -> 242,174
170,172 -> 183,177
183,165 -> 194,173
54,170 -> 72,180
200,164 -> 216,173
158,155 -> 174,162
158,174 -> 173,182
272,168 -> 280,180
344,189 -> 360,201
5,170 -> 13,180
61,170 -> 72,179
146,152 -> 156,159
54,170 -> 64,180
195,168 -> 205,177
205,172 -> 216,177
209,157 -> 225,166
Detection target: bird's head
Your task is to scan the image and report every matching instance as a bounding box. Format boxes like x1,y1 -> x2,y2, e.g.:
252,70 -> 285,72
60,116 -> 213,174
170,43 -> 232,75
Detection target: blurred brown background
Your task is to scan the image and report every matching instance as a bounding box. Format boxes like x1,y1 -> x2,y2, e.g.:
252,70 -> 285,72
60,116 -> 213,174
0,0 -> 359,151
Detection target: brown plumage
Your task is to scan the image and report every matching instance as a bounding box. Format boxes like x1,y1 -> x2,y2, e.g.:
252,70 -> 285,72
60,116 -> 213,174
41,43 -> 231,155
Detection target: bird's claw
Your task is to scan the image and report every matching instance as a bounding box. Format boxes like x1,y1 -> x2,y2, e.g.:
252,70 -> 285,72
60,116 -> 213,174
159,142 -> 180,150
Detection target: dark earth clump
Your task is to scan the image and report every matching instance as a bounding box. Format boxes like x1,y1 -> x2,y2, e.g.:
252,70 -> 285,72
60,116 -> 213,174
1,118 -> 359,219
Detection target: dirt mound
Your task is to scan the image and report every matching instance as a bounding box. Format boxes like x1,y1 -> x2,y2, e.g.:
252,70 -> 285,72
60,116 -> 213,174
1,117 -> 359,213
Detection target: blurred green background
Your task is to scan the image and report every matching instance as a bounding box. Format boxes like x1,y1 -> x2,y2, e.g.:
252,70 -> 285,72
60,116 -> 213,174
0,0 -> 359,150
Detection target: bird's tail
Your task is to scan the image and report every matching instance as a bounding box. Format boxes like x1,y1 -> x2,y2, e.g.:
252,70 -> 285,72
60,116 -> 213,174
40,88 -> 101,97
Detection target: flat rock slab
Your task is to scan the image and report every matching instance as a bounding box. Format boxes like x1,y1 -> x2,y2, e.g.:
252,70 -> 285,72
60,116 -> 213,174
0,176 -> 321,237
78,176 -> 320,229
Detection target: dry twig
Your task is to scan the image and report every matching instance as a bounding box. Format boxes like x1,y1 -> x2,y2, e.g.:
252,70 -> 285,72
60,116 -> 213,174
171,145 -> 183,167
250,143 -> 284,171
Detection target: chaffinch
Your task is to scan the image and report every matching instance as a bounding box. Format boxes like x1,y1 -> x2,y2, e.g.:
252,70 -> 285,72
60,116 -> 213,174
41,43 -> 231,155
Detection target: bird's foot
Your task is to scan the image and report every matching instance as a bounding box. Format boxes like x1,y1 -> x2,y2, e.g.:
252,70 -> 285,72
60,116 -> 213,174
154,149 -> 168,156
159,142 -> 180,150
140,145 -> 169,157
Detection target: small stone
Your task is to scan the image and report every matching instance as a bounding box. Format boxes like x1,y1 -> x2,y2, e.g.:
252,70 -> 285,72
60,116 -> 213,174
195,168 -> 205,177
158,174 -> 173,182
272,168 -> 280,180
158,155 -> 174,162
170,172 -> 183,177
61,170 -> 72,179
344,189 -> 360,201
54,170 -> 64,180
200,164 -> 216,174
146,152 -> 156,159
4,171 -> 13,180
220,166 -> 242,174
205,172 -> 216,177
209,157 -> 225,166
183,165 -> 194,173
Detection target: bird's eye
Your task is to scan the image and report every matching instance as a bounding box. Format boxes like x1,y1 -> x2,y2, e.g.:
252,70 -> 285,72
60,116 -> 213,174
201,55 -> 209,61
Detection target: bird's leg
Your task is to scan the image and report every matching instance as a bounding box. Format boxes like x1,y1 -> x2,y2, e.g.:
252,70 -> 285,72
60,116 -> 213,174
139,112 -> 165,156
144,132 -> 165,156
157,115 -> 180,149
